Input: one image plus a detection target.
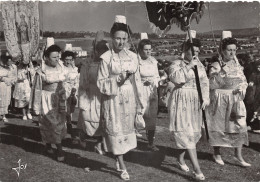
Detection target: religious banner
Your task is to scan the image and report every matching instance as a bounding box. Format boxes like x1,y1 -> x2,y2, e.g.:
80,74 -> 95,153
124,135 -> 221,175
1,1 -> 40,64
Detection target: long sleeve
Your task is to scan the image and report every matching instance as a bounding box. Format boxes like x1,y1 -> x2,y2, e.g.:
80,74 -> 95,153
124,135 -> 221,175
0,68 -> 8,77
132,64 -> 144,109
168,60 -> 191,86
198,64 -> 210,102
97,59 -> 118,96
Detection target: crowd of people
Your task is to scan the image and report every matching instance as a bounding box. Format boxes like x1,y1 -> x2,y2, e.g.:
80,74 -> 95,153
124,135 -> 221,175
0,15 -> 260,181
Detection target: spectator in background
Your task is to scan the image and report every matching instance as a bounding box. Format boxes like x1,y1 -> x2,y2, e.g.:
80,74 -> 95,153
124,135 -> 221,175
245,62 -> 260,123
241,53 -> 255,80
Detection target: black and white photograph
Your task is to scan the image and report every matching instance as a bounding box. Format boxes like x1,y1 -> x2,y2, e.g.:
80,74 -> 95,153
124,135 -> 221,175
0,1 -> 259,181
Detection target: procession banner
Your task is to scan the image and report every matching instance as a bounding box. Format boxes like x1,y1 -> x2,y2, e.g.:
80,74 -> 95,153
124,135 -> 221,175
1,1 -> 40,64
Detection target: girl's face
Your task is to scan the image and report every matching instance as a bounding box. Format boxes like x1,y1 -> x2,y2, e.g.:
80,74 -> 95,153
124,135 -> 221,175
47,52 -> 59,67
6,58 -> 13,66
64,56 -> 74,67
112,31 -> 128,52
185,46 -> 200,61
139,44 -> 152,60
223,44 -> 237,62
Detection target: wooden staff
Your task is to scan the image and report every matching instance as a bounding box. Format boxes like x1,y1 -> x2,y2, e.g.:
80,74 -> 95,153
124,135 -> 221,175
187,28 -> 209,140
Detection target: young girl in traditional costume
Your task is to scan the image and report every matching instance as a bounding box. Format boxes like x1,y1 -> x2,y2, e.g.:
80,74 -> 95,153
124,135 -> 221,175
13,62 -> 34,120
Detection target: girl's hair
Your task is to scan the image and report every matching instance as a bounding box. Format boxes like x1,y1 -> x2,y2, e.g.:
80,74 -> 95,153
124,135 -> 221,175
221,37 -> 238,50
44,45 -> 61,58
181,38 -> 201,52
61,51 -> 75,61
138,39 -> 152,52
110,23 -> 132,38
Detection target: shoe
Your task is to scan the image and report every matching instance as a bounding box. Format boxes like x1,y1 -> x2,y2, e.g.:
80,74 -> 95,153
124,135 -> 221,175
177,162 -> 189,172
72,137 -> 79,145
2,117 -> 8,123
57,155 -> 65,162
213,155 -> 224,165
120,170 -> 130,181
79,139 -> 86,149
136,133 -> 142,138
57,151 -> 65,162
45,146 -> 54,155
79,132 -> 87,149
23,116 -> 27,120
233,157 -> 251,167
27,113 -> 32,120
94,145 -> 103,155
193,172 -> 205,181
147,144 -> 159,152
135,130 -> 142,138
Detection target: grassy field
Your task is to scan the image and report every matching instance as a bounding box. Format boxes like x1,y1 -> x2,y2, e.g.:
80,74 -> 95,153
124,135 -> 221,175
0,110 -> 259,182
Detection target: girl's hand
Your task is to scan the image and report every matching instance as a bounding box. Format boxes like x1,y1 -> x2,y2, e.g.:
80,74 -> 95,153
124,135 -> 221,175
189,56 -> 199,68
117,71 -> 128,85
232,88 -> 242,95
201,99 -> 210,110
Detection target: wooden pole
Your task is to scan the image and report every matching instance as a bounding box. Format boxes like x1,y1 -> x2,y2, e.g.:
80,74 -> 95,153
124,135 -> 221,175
187,28 -> 209,140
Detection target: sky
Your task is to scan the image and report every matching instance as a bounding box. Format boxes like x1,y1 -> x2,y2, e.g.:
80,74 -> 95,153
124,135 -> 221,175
1,2 -> 260,34
39,1 -> 260,34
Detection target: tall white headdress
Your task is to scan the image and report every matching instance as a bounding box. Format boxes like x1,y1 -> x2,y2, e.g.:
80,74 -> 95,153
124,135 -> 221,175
222,31 -> 232,39
64,44 -> 73,51
46,37 -> 55,49
140,32 -> 148,40
186,30 -> 196,40
114,15 -> 126,24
